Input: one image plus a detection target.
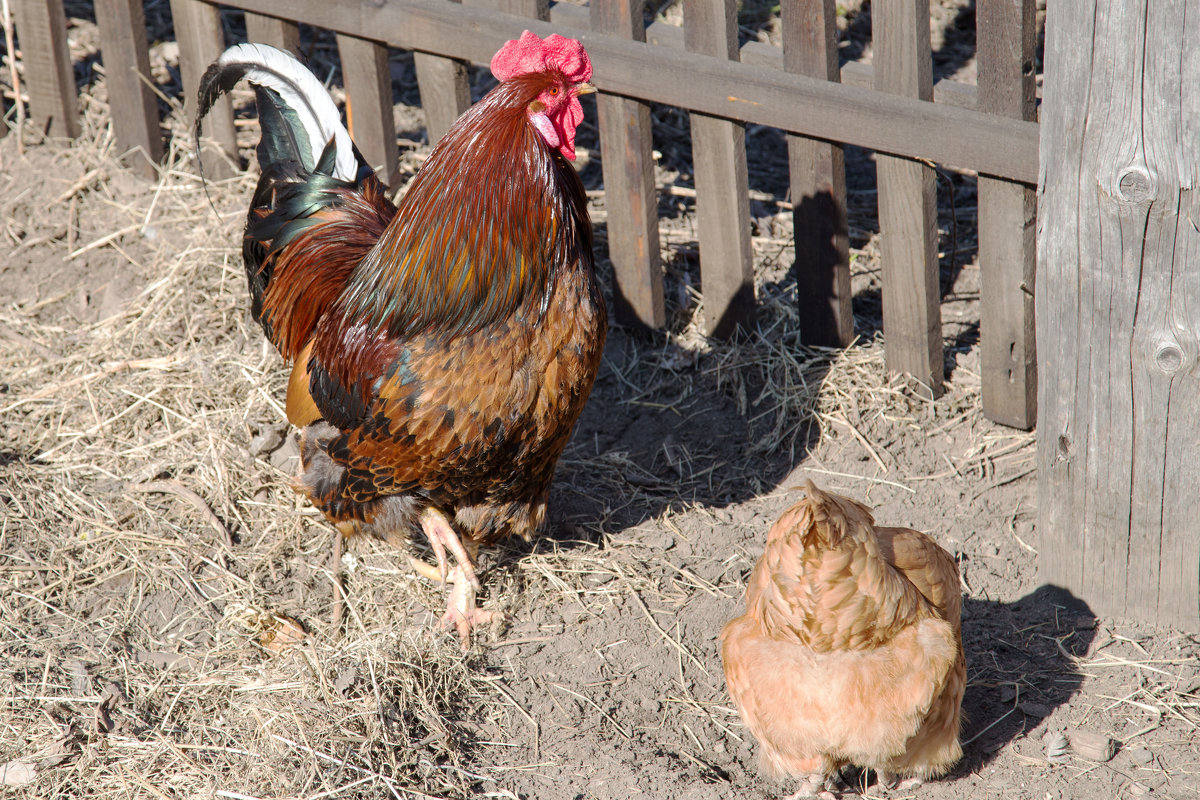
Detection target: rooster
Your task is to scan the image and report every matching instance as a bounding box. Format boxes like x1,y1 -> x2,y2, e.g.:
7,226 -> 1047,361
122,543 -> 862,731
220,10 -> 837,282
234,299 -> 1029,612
196,32 -> 606,648
721,482 -> 964,797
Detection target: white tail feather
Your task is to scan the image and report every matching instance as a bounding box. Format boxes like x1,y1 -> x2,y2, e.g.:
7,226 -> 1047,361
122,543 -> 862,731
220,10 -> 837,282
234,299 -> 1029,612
217,43 -> 356,181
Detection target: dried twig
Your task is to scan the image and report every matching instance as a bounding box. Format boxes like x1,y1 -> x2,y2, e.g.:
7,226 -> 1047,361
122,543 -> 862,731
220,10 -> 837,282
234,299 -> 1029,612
127,480 -> 233,547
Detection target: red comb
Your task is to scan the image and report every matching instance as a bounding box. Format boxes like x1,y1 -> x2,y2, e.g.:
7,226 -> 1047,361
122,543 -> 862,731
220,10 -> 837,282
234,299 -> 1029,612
490,30 -> 591,84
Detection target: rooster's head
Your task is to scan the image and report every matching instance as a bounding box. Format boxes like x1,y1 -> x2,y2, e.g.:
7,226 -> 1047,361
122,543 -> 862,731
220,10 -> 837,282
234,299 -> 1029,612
490,31 -> 594,161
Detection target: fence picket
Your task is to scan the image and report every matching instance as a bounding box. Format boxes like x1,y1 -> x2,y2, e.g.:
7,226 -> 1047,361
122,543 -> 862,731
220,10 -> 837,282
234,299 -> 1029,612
244,12 -> 300,54
414,0 -> 470,145
33,0 -> 1046,429
593,0 -> 663,330
978,0 -> 1037,429
874,0 -> 942,397
336,35 -> 399,186
782,0 -> 850,347
684,0 -> 755,338
95,0 -> 161,176
170,0 -> 236,176
13,0 -> 79,138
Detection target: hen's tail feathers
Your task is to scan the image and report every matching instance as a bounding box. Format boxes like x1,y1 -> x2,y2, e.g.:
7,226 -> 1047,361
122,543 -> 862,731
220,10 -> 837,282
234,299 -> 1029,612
195,42 -> 360,182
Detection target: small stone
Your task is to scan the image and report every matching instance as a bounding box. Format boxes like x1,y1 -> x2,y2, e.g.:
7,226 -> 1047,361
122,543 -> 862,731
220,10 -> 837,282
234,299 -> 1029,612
1000,684 -> 1018,703
333,666 -> 358,697
248,428 -> 284,457
1019,701 -> 1052,717
1127,781 -> 1151,797
641,531 -> 674,550
1070,729 -> 1117,762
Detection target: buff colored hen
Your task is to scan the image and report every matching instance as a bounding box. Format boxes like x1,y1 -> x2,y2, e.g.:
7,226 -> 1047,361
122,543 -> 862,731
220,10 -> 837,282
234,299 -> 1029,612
721,482 -> 965,797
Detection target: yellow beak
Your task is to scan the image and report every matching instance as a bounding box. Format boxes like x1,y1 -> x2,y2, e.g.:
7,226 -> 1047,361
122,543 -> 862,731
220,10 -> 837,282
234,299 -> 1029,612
574,82 -> 597,95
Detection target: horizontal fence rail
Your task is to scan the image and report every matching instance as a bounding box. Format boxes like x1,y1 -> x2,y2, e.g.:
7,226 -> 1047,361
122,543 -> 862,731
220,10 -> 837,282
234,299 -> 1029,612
13,0 -> 1039,428
201,0 -> 1041,183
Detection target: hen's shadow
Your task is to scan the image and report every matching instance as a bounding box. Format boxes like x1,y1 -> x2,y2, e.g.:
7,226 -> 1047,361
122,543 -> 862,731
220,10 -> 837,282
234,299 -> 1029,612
952,584 -> 1096,775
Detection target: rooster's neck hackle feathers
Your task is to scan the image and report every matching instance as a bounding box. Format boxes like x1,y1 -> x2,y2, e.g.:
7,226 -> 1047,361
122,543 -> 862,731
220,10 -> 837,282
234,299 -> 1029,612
335,71 -> 592,342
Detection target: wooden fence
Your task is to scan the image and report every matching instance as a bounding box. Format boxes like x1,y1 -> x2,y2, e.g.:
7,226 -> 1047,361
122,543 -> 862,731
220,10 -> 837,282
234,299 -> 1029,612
11,0 -> 1039,428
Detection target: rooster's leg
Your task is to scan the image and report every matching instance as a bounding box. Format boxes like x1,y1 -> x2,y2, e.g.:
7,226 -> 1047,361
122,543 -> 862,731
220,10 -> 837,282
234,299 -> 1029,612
418,507 -> 498,649
419,506 -> 478,587
406,555 -> 446,583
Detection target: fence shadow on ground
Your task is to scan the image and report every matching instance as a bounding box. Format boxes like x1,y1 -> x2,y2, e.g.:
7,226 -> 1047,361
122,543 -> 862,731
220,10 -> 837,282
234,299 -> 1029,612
541,320 -> 827,544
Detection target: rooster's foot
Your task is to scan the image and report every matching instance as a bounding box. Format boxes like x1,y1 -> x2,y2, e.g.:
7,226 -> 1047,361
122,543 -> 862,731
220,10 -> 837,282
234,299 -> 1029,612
419,507 -> 480,589
407,555 -> 445,584
439,564 -> 499,650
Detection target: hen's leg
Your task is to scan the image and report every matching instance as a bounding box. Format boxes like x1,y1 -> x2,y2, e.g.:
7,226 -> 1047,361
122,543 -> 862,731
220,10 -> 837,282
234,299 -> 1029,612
418,507 -> 498,649
780,757 -> 839,799
783,774 -> 838,800
877,772 -> 923,793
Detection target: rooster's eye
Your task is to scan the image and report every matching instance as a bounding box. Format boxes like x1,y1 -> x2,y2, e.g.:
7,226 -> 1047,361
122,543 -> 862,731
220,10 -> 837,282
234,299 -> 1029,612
548,86 -> 559,96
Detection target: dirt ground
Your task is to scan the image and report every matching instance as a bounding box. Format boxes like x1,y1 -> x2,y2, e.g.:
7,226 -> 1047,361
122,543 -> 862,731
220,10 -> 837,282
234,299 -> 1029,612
1,1 -> 1198,799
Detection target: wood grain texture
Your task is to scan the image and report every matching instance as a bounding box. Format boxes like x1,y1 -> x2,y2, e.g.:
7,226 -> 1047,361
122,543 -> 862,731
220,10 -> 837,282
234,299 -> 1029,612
782,0 -> 850,347
336,34 -> 399,186
610,7 -> 983,110
244,12 -> 300,54
684,0 -> 755,337
414,0 -> 470,145
95,0 -> 162,175
874,0 -> 941,397
13,0 -> 79,138
170,0 -> 236,175
977,0 -> 1037,428
592,0 -> 663,330
214,0 -> 1039,183
467,0 -> 548,18
413,51 -> 469,145
1037,0 -> 1200,632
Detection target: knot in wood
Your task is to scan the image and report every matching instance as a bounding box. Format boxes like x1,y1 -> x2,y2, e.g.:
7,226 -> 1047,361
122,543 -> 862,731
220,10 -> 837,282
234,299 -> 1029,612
1117,167 -> 1154,202
1154,342 -> 1187,374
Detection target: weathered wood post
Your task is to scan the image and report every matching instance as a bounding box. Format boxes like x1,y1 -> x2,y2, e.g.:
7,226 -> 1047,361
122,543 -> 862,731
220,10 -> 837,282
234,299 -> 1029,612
1037,0 -> 1200,631
12,0 -> 79,138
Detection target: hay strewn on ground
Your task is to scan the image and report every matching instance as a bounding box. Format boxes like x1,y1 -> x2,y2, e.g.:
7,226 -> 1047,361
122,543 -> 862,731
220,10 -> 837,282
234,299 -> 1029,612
2,3 -> 1198,799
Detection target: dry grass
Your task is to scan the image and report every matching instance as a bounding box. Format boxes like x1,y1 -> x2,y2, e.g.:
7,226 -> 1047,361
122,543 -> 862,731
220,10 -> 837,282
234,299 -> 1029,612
2,9 -> 1197,800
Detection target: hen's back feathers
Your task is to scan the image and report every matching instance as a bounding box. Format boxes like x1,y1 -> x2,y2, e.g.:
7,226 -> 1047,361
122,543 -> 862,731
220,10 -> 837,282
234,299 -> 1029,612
722,481 -> 965,782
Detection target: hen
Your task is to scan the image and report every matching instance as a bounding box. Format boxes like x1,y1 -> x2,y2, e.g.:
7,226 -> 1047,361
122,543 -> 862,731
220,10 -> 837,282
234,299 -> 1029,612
196,32 -> 606,647
721,481 -> 964,797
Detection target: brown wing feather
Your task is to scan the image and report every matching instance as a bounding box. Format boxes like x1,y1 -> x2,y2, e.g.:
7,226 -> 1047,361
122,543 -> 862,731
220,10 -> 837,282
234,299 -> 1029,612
295,250 -> 605,545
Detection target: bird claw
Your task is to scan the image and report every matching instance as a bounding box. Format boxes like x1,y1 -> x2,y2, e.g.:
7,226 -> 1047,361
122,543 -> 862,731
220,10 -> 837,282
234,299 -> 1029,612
784,773 -> 839,800
875,771 -> 922,793
438,565 -> 499,651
